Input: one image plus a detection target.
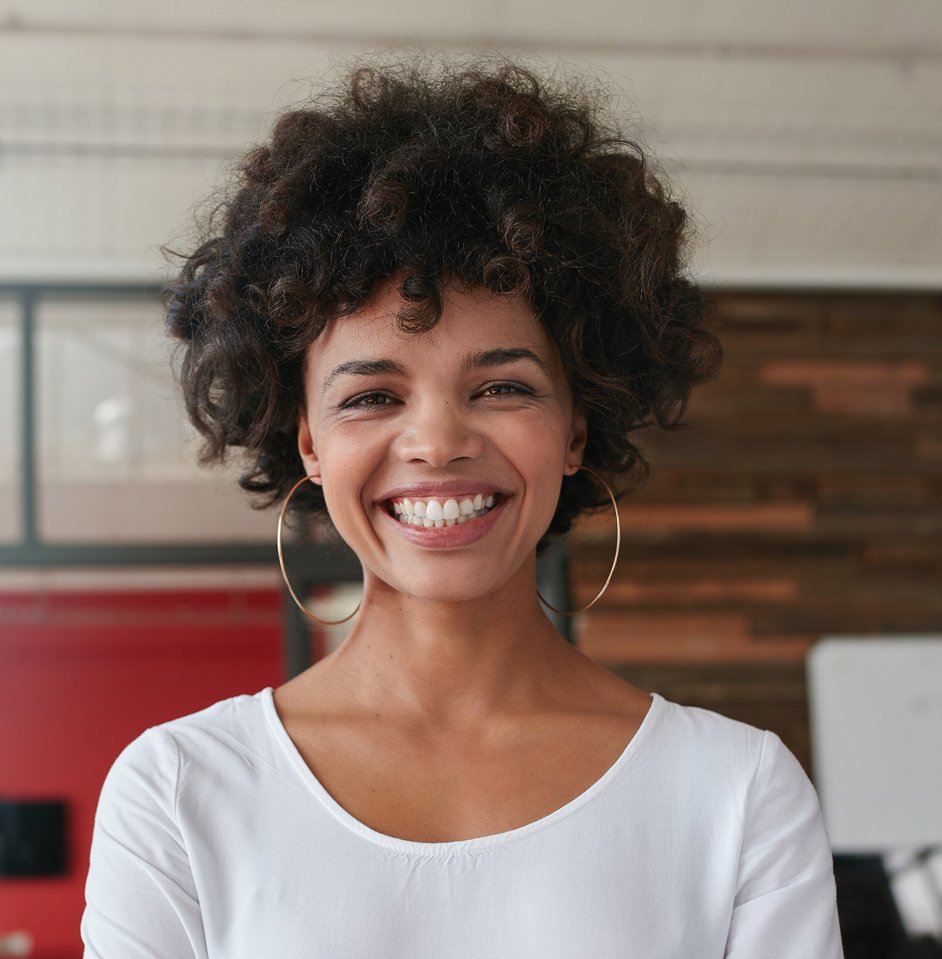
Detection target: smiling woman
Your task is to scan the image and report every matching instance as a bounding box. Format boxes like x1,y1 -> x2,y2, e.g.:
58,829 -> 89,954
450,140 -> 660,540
294,279 -> 586,602
81,55 -> 845,959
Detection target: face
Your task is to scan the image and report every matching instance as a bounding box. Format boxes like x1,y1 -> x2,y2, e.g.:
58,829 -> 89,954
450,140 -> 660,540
297,275 -> 588,605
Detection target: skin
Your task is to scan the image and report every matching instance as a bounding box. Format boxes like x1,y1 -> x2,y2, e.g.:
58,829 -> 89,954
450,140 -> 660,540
274,272 -> 650,840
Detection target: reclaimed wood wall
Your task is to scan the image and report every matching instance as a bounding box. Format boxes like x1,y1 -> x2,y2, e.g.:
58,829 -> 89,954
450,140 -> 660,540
572,292 -> 942,772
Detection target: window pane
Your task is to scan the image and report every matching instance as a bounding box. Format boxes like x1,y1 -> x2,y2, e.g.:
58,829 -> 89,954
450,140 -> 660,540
36,297 -> 271,543
0,299 -> 20,542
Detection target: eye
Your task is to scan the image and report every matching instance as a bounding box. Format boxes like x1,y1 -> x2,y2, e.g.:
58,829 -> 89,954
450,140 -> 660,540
341,391 -> 395,409
481,382 -> 533,398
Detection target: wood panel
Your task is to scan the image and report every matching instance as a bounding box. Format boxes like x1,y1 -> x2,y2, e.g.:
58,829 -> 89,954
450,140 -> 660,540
572,292 -> 942,765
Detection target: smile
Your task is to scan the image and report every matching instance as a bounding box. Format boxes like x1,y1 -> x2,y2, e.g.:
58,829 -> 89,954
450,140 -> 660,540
378,493 -> 509,550
386,493 -> 501,526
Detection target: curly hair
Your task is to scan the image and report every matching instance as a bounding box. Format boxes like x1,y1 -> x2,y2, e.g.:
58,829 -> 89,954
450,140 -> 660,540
165,55 -> 722,555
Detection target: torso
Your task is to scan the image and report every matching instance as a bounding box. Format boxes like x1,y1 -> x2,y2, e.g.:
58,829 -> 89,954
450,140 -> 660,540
273,663 -> 652,843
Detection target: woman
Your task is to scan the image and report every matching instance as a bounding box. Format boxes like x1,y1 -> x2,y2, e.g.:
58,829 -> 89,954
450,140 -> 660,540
82,57 -> 844,957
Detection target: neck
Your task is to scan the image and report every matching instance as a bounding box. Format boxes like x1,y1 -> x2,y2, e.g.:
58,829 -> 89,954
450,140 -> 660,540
317,555 -> 583,729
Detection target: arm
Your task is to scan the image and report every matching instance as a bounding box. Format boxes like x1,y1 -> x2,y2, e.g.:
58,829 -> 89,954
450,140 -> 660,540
724,731 -> 845,959
81,728 -> 207,959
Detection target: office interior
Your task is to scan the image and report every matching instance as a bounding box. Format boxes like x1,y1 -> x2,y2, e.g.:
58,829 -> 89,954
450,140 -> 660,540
0,2 -> 940,956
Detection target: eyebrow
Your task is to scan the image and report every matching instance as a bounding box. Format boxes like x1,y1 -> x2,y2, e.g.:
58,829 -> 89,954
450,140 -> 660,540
467,347 -> 552,380
321,358 -> 403,394
321,347 -> 552,394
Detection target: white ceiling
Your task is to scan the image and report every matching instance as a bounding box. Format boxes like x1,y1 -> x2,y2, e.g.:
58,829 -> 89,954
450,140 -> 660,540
0,0 -> 939,287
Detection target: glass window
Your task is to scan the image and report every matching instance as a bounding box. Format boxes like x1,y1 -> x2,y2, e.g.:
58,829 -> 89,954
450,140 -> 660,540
36,296 -> 271,543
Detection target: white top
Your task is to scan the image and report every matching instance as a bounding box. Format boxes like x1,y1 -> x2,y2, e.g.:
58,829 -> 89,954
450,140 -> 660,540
82,687 -> 845,958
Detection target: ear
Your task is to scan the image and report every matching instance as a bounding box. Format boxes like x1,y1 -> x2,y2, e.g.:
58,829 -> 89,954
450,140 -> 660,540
563,403 -> 588,476
297,410 -> 322,485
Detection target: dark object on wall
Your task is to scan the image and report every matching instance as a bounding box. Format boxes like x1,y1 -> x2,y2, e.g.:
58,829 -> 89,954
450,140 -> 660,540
0,799 -> 68,877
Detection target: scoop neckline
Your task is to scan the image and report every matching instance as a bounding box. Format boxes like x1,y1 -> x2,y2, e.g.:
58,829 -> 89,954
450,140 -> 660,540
260,684 -> 663,856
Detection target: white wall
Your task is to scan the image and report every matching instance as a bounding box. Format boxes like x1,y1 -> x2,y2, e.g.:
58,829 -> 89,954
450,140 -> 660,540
1,0 -> 940,287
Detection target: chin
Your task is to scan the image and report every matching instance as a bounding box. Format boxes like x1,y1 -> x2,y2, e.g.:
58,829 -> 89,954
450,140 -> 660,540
397,578 -> 510,606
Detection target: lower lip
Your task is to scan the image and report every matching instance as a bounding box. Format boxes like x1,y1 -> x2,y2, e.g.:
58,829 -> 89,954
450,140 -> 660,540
377,497 -> 510,550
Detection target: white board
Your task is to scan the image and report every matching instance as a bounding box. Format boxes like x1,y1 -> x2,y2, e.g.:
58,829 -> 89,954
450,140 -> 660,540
807,636 -> 942,852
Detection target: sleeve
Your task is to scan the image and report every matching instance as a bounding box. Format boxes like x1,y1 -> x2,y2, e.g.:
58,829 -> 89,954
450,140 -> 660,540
724,730 -> 845,959
81,727 -> 207,959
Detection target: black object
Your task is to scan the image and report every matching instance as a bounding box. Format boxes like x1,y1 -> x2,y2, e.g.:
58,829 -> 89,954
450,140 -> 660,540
834,854 -> 942,959
0,799 -> 68,877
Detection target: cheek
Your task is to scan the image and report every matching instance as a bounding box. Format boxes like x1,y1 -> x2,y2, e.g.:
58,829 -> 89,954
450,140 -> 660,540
507,410 -> 570,465
498,419 -> 569,518
316,428 -> 385,510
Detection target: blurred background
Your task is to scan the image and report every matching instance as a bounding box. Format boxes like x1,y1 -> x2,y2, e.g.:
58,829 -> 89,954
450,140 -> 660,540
0,2 -> 940,957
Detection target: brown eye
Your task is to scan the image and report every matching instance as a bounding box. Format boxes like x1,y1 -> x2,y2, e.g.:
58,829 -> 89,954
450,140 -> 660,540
342,391 -> 394,409
481,382 -> 532,397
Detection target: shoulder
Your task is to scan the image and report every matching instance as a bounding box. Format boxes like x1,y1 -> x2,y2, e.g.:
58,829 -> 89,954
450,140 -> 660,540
664,700 -> 818,815
654,694 -> 830,847
647,696 -> 822,824
648,694 -> 770,776
154,687 -> 272,750
99,688 -> 273,804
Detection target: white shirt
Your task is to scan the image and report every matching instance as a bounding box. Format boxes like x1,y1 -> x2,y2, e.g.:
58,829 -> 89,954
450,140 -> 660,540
82,687 -> 844,958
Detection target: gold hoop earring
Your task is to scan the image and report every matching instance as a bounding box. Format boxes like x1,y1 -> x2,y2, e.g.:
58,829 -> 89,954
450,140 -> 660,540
536,465 -> 620,617
277,474 -> 362,626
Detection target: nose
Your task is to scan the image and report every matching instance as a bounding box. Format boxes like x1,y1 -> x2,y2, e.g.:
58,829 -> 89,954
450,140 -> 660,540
394,397 -> 486,467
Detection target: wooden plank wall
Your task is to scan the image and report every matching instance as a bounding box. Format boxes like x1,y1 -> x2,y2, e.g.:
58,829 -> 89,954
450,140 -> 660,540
571,292 -> 942,773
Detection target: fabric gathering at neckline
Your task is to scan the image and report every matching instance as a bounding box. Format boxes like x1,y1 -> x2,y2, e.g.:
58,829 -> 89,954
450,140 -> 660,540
259,684 -> 664,857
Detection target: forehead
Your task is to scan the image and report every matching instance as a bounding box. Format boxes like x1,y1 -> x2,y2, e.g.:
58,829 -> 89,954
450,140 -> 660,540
308,278 -> 554,367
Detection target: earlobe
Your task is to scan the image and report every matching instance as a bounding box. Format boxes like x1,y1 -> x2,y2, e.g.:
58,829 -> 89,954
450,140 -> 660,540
297,413 -> 322,485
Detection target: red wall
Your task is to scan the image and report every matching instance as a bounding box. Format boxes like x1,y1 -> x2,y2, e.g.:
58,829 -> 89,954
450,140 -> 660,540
0,586 -> 283,959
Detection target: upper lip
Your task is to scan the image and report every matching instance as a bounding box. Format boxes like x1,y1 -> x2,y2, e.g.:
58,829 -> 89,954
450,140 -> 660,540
377,481 -> 512,502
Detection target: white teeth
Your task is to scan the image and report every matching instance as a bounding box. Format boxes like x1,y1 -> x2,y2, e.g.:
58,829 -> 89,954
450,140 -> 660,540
392,494 -> 500,527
